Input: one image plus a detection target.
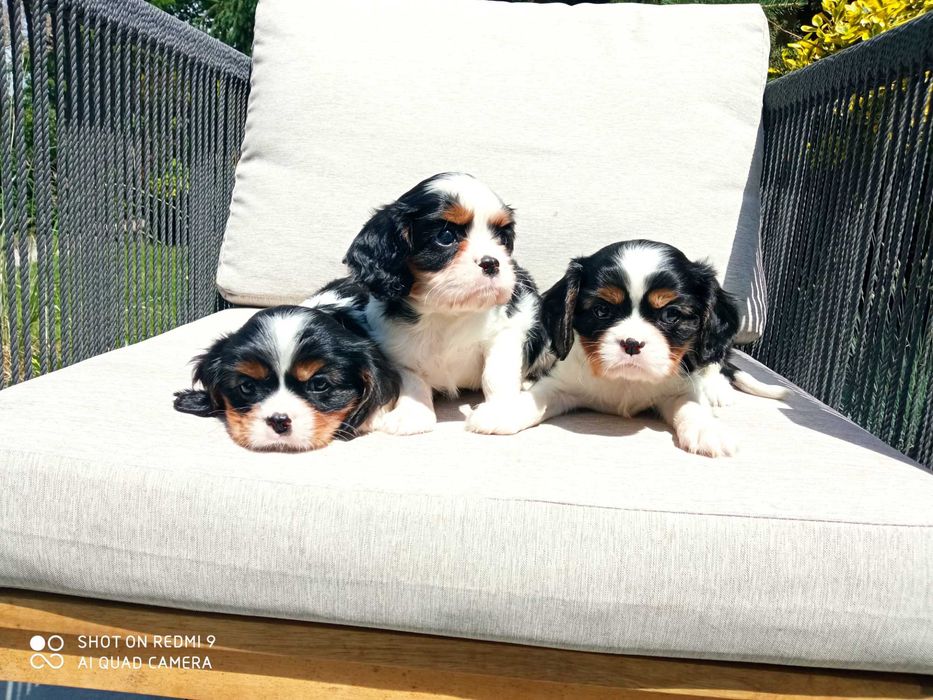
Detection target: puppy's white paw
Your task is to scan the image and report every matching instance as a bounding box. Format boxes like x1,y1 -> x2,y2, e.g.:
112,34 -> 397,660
700,371 -> 736,408
376,402 -> 436,435
676,417 -> 737,458
465,399 -> 535,435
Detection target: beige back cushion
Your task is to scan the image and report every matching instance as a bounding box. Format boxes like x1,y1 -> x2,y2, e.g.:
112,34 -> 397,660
217,0 -> 770,341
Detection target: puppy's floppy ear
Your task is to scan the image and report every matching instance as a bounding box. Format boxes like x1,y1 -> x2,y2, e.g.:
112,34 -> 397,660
693,265 -> 740,365
173,389 -> 215,417
343,204 -> 414,300
541,259 -> 584,361
173,335 -> 230,417
339,349 -> 401,438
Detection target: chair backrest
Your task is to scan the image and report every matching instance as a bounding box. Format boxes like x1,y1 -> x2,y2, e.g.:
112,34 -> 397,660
217,0 -> 770,341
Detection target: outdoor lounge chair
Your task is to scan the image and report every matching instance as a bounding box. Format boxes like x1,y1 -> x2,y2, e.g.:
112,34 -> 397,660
1,0 -> 931,697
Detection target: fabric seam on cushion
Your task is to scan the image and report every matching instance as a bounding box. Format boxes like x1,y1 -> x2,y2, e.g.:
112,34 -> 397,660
5,530 -> 932,619
2,449 -> 932,528
215,286 -> 313,306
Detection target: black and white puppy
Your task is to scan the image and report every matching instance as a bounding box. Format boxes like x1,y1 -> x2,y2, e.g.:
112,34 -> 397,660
344,172 -> 549,435
174,279 -> 400,451
466,240 -> 786,456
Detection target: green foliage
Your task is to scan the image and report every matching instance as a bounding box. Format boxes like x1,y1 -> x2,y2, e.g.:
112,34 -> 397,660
207,0 -> 258,55
1,23 -> 195,385
149,0 -> 209,28
776,0 -> 933,73
149,159 -> 191,199
151,0 -> 257,54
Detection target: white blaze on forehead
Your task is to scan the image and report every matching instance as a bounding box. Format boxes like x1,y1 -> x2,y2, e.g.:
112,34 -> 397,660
252,310 -> 317,449
260,310 -> 306,378
427,173 -> 504,214
614,244 -> 666,308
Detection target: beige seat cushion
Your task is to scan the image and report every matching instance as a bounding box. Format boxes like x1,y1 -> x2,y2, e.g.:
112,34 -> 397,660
217,0 -> 770,341
1,310 -> 931,671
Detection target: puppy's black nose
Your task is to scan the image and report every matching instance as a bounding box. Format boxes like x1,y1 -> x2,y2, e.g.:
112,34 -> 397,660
266,413 -> 292,435
621,338 -> 645,356
479,256 -> 499,276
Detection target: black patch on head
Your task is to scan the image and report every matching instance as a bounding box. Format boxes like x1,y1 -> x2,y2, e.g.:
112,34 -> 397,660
543,240 -> 740,373
343,205 -> 414,300
281,306 -> 401,436
344,172 -> 516,302
174,296 -> 400,444
185,310 -> 285,418
569,250 -> 638,354
492,208 -> 517,254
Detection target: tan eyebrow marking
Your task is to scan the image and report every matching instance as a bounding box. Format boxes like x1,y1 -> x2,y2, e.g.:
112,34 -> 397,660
648,288 -> 679,309
292,359 -> 324,383
440,201 -> 473,226
488,209 -> 513,228
595,286 -> 625,305
235,360 -> 270,381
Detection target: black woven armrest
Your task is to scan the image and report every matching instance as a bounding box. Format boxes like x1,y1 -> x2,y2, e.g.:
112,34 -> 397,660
0,0 -> 250,389
752,13 -> 933,469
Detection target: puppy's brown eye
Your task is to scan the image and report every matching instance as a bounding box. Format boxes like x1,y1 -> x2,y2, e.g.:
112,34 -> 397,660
308,376 -> 331,393
592,302 -> 611,320
436,227 -> 457,246
237,380 -> 256,398
661,306 -> 683,323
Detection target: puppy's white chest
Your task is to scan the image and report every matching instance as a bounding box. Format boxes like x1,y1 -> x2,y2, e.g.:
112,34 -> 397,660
385,311 -> 491,394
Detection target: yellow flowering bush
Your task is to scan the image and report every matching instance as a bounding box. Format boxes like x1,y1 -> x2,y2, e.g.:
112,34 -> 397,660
776,0 -> 933,74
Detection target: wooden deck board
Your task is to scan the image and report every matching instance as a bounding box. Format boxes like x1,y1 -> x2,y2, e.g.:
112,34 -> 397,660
1,589 -> 929,699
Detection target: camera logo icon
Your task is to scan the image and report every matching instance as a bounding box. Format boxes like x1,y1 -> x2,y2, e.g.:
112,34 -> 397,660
29,634 -> 65,670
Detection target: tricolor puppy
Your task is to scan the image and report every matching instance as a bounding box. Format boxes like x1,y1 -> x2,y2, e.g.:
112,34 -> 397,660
173,280 -> 400,451
466,240 -> 786,456
344,172 -> 548,435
